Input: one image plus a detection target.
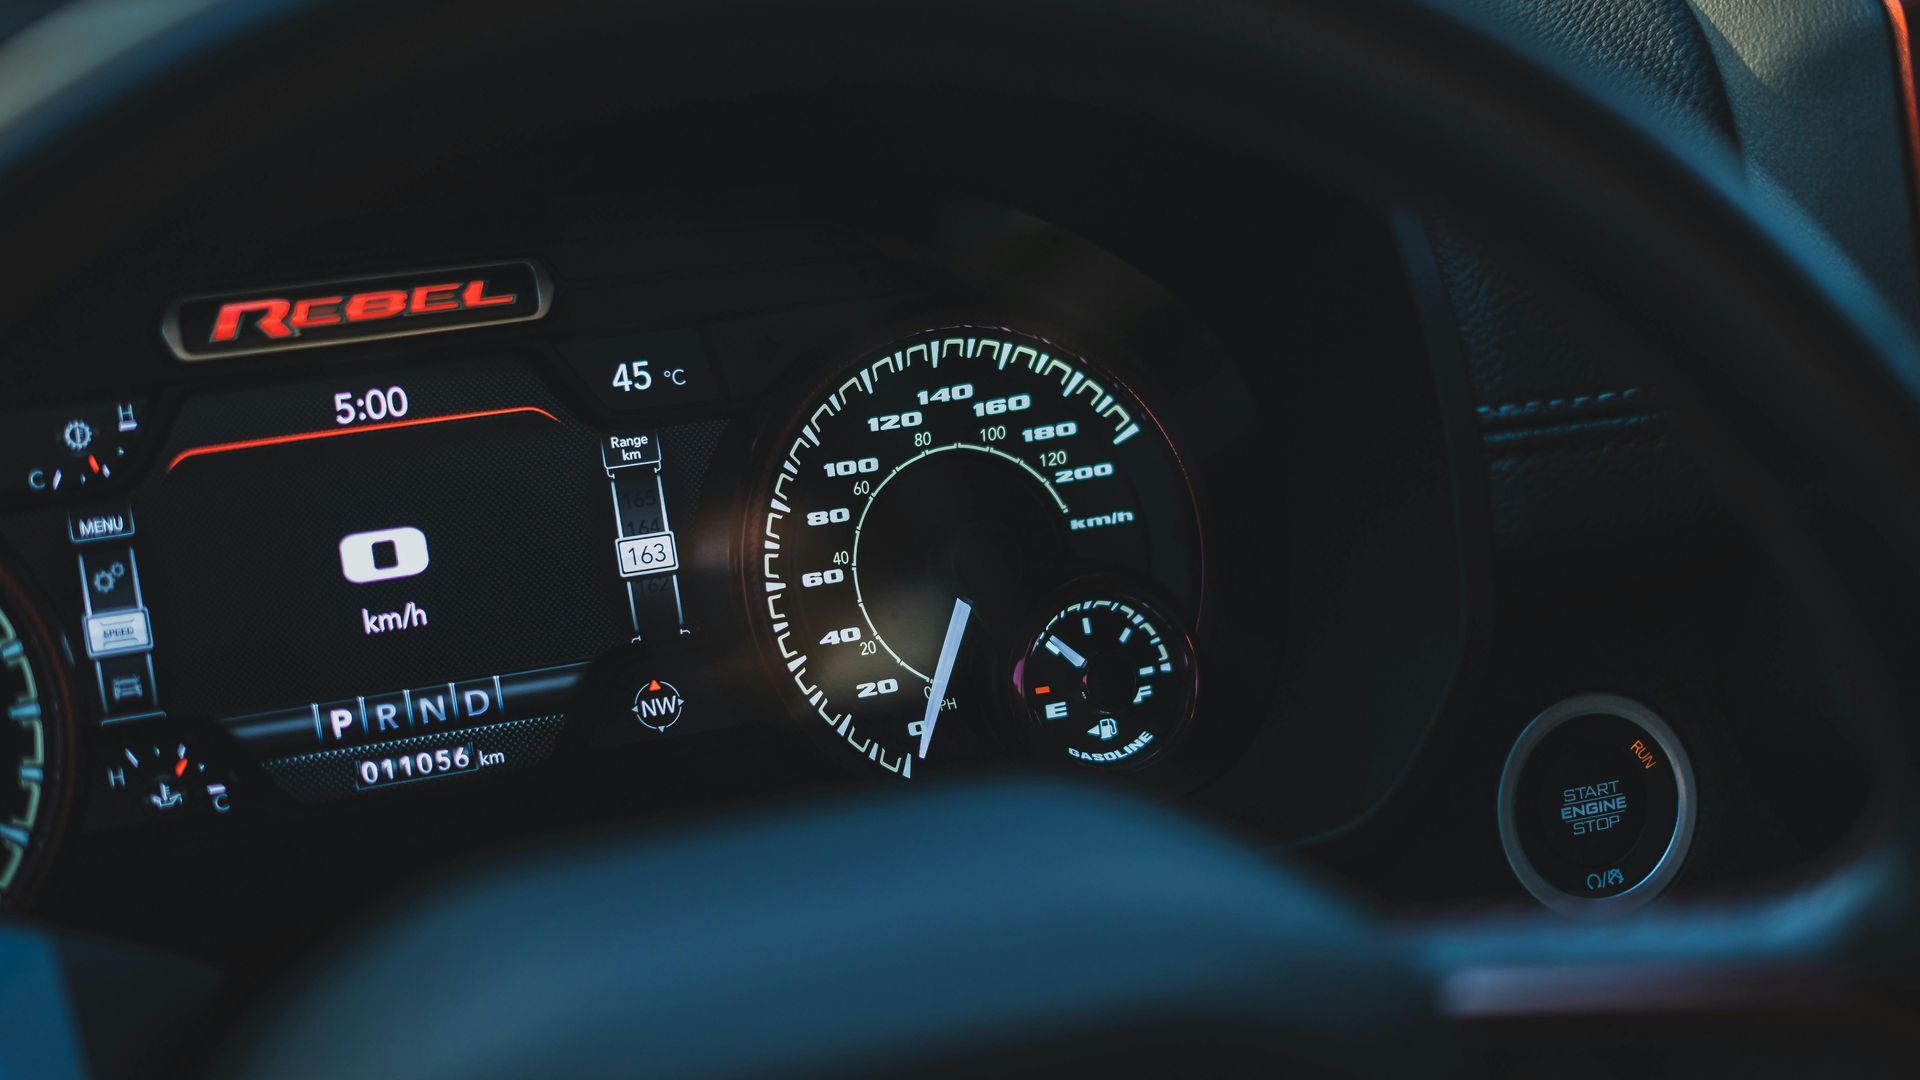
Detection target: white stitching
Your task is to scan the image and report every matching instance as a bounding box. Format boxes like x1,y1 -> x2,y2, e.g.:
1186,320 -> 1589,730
1475,387 -> 1644,418
1486,437 -> 1670,459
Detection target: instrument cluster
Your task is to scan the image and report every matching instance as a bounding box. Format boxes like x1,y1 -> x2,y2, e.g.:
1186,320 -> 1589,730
0,195 -> 1458,941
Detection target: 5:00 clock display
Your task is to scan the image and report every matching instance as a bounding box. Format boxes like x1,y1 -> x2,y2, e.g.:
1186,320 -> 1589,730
332,386 -> 411,426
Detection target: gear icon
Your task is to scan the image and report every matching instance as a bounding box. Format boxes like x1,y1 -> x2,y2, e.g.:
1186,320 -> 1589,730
91,562 -> 125,596
62,418 -> 94,453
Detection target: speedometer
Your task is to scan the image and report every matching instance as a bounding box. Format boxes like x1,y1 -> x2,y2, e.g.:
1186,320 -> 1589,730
748,325 -> 1202,778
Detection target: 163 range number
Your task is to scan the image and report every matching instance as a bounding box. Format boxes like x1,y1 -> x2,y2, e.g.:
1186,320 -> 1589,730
354,742 -> 503,791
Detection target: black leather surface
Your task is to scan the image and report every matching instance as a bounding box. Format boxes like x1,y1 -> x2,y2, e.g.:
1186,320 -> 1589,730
1431,0 -> 1738,549
1436,0 -> 1920,549
1459,0 -> 1737,142
1430,0 -> 1920,552
1693,0 -> 1920,327
1428,0 -> 1920,553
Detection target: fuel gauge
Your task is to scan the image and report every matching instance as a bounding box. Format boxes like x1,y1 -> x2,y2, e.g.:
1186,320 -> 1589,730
1013,594 -> 1196,769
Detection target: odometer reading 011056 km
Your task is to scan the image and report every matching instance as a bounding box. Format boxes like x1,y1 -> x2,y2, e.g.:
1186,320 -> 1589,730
752,325 -> 1202,778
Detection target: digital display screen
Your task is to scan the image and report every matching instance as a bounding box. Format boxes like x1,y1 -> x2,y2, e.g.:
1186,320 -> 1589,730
134,359 -> 713,722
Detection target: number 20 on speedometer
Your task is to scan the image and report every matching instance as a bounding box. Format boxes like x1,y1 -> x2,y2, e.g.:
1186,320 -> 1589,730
749,325 -> 1203,779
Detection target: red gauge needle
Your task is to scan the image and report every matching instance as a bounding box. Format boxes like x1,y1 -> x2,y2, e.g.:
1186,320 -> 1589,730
174,758 -> 188,777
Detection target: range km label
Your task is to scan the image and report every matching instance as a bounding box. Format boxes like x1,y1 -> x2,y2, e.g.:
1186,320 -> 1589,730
162,260 -> 551,361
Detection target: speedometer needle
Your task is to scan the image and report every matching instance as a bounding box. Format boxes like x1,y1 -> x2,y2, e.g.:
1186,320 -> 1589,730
919,598 -> 972,759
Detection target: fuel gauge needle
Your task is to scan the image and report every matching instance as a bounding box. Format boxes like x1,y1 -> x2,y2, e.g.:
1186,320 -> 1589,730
919,598 -> 972,759
1044,634 -> 1088,669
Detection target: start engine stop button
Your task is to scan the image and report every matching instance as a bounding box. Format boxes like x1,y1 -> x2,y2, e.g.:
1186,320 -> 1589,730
1497,694 -> 1695,914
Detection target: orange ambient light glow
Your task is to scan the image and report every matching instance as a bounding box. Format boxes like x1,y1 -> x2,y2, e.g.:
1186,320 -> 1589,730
166,406 -> 560,472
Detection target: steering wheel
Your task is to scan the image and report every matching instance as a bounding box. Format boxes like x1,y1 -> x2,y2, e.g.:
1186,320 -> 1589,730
2,0 -> 1915,1074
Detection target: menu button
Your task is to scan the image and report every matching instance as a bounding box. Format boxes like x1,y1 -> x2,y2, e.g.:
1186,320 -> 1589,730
69,505 -> 136,544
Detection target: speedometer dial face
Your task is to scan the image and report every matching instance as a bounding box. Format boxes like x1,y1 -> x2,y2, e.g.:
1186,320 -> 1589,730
751,325 -> 1202,778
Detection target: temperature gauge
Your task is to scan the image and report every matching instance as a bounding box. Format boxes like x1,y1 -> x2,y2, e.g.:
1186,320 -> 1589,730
1,398 -> 146,499
104,736 -> 234,819
1014,594 -> 1195,769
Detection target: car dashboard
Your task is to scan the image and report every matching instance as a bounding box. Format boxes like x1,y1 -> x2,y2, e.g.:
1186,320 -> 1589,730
0,169 -> 1495,949
1,173 -> 1873,949
0,1 -> 1911,1072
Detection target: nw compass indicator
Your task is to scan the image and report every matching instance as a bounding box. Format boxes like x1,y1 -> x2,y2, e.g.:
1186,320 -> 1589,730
1014,594 -> 1195,769
631,679 -> 684,732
